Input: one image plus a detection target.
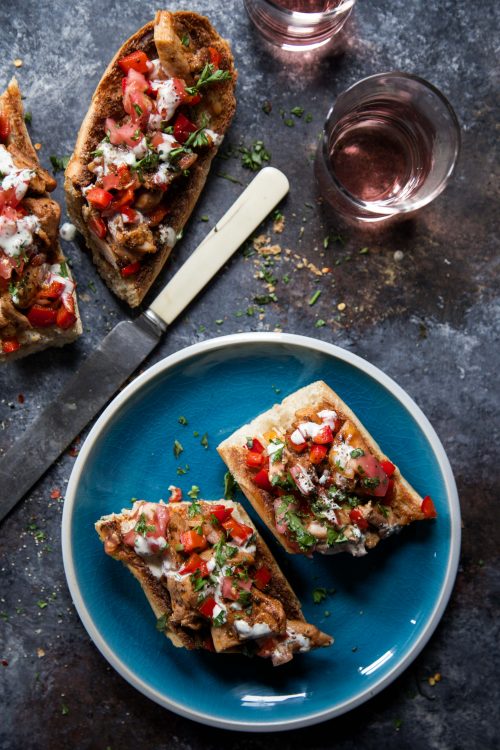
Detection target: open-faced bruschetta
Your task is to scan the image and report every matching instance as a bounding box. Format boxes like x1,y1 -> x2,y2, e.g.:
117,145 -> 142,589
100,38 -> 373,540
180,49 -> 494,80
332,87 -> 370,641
218,381 -> 438,557
96,497 -> 332,665
65,10 -> 236,307
0,78 -> 81,361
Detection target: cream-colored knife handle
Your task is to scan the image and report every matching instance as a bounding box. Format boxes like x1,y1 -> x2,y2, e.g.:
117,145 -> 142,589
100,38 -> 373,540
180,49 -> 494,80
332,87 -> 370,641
148,167 -> 289,325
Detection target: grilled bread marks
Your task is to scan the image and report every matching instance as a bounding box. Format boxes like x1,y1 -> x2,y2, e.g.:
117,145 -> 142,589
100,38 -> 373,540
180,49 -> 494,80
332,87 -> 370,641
95,498 -> 332,666
218,381 -> 437,556
65,11 -> 236,307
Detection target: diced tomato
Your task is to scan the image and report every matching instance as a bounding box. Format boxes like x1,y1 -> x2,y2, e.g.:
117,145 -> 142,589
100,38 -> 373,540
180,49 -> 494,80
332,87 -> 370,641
291,440 -> 307,453
254,566 -> 272,590
88,215 -> 107,240
178,553 -> 208,577
380,459 -> 396,477
222,517 -> 253,545
121,206 -> 138,223
380,479 -> 394,505
253,468 -> 273,493
123,529 -> 137,547
105,117 -> 143,148
118,50 -> 150,74
355,454 -> 390,497
120,261 -> 141,277
312,425 -> 334,445
250,438 -> 265,453
102,173 -> 121,191
0,115 -> 10,143
168,486 -> 182,502
172,78 -> 202,106
198,596 -> 216,619
36,279 -> 65,300
421,495 -> 437,519
246,450 -> 264,469
0,253 -> 17,280
150,132 -> 165,149
208,46 -> 221,69
2,338 -> 20,354
102,164 -> 136,192
221,576 -> 238,601
86,187 -> 113,210
173,112 -> 198,144
154,504 -> 170,537
56,305 -> 77,330
27,305 -> 57,327
122,69 -> 153,126
180,529 -> 207,553
104,187 -> 135,216
210,504 -> 233,524
309,444 -> 328,465
146,204 -> 169,227
349,508 -> 369,531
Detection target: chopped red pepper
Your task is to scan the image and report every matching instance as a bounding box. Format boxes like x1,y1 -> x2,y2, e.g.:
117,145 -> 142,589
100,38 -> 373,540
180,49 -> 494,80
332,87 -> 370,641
253,566 -> 272,590
222,517 -> 254,545
421,495 -> 437,519
248,437 -> 265,453
380,459 -> 396,477
210,504 -> 234,524
121,206 -> 138,223
168,486 -> 182,502
309,444 -> 328,465
56,305 -> 77,330
290,440 -> 307,453
253,468 -> 273,492
198,596 -> 216,619
27,305 -> 57,327
178,553 -> 208,577
88,215 -> 107,240
146,204 -> 170,227
208,46 -> 221,69
37,279 -> 65,300
180,529 -> 207,553
104,186 -> 135,215
120,261 -> 141,277
173,112 -> 198,144
86,187 -> 114,210
312,425 -> 334,444
349,508 -> 369,530
2,338 -> 20,354
0,115 -> 10,143
118,50 -> 150,74
246,450 -> 265,469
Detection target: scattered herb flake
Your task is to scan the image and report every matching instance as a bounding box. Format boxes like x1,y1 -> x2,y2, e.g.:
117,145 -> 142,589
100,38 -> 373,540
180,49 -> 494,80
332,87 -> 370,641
305,113 -> 313,123
290,106 -> 304,117
37,600 -> 47,609
50,155 -> 70,173
240,140 -> 271,172
283,274 -> 290,284
181,33 -> 190,47
201,433 -> 209,449
309,290 -> 321,306
246,306 -> 255,316
173,440 -> 184,458
200,215 -> 209,222
24,111 -> 32,125
61,704 -> 70,716
283,118 -> 294,127
359,247 -> 369,254
215,318 -> 224,325
176,464 -> 190,475
188,486 -> 201,501
262,100 -> 272,114
178,416 -> 188,426
254,293 -> 277,304
315,319 -> 326,328
185,63 -> 231,95
224,471 -> 237,500
216,171 -> 243,184
312,587 -> 327,604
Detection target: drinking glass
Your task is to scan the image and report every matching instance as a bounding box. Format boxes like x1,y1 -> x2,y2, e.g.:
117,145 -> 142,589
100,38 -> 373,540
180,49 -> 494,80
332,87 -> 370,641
315,72 -> 460,223
243,0 -> 356,51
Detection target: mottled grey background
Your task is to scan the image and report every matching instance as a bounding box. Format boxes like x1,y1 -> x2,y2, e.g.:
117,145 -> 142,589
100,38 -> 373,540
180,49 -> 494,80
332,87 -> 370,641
0,0 -> 499,748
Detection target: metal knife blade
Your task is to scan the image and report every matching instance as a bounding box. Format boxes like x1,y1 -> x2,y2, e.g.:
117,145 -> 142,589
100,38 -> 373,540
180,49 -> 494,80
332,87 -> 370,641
0,167 -> 289,523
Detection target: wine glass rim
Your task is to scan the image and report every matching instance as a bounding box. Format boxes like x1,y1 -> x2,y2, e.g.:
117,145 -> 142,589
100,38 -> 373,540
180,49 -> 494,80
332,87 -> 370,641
321,71 -> 461,217
265,0 -> 356,18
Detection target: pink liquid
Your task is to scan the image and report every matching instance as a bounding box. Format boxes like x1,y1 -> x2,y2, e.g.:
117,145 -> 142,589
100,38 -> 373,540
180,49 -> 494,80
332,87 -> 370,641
328,101 -> 433,205
244,0 -> 354,50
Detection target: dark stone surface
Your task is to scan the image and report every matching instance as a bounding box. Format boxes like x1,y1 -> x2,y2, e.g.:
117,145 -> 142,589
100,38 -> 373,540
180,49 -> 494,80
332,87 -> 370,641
0,0 -> 498,748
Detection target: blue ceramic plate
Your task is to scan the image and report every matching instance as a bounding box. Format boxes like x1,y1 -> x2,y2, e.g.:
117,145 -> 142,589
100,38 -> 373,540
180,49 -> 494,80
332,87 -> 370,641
62,333 -> 460,731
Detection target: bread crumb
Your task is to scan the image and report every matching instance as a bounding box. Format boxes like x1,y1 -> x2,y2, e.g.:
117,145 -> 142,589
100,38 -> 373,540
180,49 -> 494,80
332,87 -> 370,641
337,302 -> 346,311
252,234 -> 270,251
258,244 -> 281,256
13,58 -> 23,68
34,143 -> 42,150
37,648 -> 45,658
273,215 -> 285,233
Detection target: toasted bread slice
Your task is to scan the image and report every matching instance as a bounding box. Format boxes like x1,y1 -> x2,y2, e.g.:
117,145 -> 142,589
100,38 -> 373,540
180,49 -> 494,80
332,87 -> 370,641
65,11 -> 236,307
0,78 -> 82,362
217,381 -> 437,556
95,498 -> 332,666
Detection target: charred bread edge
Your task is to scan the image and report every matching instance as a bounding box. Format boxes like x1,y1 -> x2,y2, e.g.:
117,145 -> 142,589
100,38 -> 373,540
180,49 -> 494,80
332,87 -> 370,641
95,499 -> 310,651
0,78 -> 82,363
65,12 -> 236,308
217,380 -> 426,554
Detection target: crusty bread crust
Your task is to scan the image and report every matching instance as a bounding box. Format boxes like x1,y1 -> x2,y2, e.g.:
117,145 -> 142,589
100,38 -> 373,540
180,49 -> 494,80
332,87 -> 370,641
65,11 -> 237,307
217,381 -> 426,554
0,78 -> 82,363
95,500 -> 309,651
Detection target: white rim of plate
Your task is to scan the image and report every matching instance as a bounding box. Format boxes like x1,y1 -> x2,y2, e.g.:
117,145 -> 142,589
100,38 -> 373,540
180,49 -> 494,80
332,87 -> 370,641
62,332 -> 461,732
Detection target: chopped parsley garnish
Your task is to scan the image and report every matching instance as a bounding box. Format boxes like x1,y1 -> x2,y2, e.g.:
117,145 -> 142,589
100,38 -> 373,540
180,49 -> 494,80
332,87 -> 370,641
309,290 -> 321,306
176,464 -> 189,475
37,600 -> 48,609
59,261 -> 69,278
133,103 -> 143,117
178,416 -> 188,426
305,113 -> 313,123
185,63 -> 231,95
377,503 -> 390,518
156,613 -> 169,631
290,106 -> 304,117
135,513 -> 156,536
61,704 -> 70,716
240,140 -> 270,171
315,319 -> 326,328
271,474 -> 294,491
270,439 -> 284,463
214,539 -> 237,567
212,610 -> 226,627
312,587 -> 327,604
201,433 -> 209,449
238,590 -> 252,607
327,526 -> 348,546
132,148 -> 159,175
24,111 -> 32,125
173,440 -> 184,458
188,500 -> 202,517
187,485 -> 201,500
50,154 -> 70,173
224,471 -> 237,500
359,247 -> 369,255
190,571 -> 207,591
285,511 -> 316,551
362,477 -> 380,489
254,293 -> 278,304
184,127 -> 210,150
181,33 -> 190,46
350,448 -> 365,458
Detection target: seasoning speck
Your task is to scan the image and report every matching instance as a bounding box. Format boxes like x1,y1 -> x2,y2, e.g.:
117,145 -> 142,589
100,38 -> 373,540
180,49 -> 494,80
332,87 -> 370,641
393,250 -> 404,262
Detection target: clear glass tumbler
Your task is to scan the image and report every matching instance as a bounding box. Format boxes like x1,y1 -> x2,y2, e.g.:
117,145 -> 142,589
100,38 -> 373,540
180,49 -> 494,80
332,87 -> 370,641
315,72 -> 460,223
243,0 -> 356,51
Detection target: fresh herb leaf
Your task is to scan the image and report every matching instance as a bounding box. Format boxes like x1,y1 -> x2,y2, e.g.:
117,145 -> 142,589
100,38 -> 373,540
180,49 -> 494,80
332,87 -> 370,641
290,106 -> 304,117
240,140 -> 270,172
327,526 -> 348,546
185,63 -> 231,95
309,290 -> 321,306
188,486 -> 201,501
377,503 -> 390,518
350,448 -> 365,458
312,587 -> 327,604
50,155 -> 70,173
181,33 -> 190,47
253,293 -> 278,304
132,148 -> 159,174
201,433 -> 209,449
176,464 -> 190,475
135,513 -> 156,536
24,111 -> 32,125
315,319 -> 326,328
173,440 -> 184,458
285,511 -> 317,551
212,610 -> 226,627
178,416 -> 188,426
216,171 -> 243,184
59,261 -> 68,278
362,477 -> 380,489
190,571 -> 207,591
224,471 -> 237,500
